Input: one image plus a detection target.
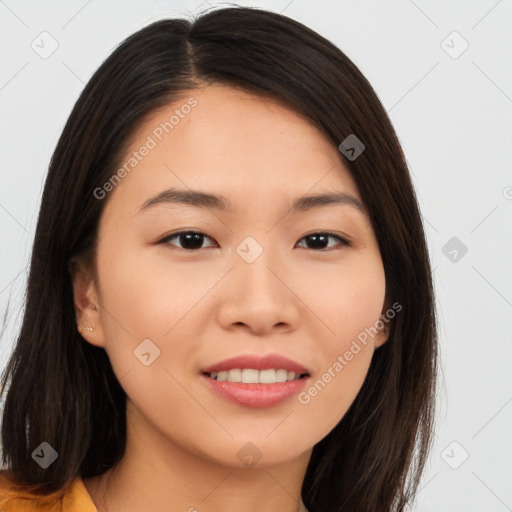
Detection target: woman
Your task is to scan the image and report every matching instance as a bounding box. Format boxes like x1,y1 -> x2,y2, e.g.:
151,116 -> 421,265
0,6 -> 437,512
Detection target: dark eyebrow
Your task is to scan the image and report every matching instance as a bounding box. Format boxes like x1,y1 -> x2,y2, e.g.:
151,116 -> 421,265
138,188 -> 366,215
139,189 -> 230,212
290,191 -> 366,214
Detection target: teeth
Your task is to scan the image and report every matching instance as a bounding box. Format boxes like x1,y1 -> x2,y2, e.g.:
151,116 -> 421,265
242,369 -> 259,384
258,369 -> 276,384
227,369 -> 242,382
208,369 -> 304,383
276,369 -> 288,382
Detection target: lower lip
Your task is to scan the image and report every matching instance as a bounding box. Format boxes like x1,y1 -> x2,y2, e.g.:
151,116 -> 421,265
200,373 -> 309,408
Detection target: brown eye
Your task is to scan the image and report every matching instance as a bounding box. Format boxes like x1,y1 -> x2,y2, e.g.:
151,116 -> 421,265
296,232 -> 350,250
159,230 -> 349,252
161,231 -> 217,250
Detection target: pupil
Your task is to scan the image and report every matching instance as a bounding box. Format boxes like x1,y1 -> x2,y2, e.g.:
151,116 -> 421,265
307,234 -> 327,249
182,233 -> 203,250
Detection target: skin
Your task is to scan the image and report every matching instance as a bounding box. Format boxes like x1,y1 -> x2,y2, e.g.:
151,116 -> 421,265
74,83 -> 389,512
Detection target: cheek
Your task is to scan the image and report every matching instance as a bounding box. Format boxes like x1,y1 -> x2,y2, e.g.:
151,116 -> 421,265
309,251 -> 386,348
94,238 -> 212,389
296,318 -> 377,441
94,245 -> 199,436
298,343 -> 374,432
96,238 -> 190,338
295,255 -> 385,435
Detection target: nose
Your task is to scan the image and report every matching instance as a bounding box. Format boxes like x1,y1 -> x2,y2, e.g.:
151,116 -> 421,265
216,250 -> 301,335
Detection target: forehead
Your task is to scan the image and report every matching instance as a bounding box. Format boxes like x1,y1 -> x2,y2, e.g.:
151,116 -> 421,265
102,83 -> 362,218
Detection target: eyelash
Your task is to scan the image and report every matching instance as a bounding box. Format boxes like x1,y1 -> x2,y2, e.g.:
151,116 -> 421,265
158,230 -> 351,251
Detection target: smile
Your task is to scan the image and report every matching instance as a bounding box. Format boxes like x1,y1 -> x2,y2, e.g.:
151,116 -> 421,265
205,368 -> 308,383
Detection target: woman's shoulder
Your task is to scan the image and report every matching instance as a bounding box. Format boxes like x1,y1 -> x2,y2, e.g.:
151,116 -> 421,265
0,469 -> 97,512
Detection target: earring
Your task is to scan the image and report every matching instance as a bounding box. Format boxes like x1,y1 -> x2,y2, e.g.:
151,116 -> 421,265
78,324 -> 94,332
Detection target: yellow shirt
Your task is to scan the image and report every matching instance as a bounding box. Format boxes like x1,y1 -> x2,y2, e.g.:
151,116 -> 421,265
0,470 -> 97,512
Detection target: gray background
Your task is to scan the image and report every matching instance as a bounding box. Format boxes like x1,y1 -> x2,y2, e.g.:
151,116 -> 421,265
1,1 -> 511,510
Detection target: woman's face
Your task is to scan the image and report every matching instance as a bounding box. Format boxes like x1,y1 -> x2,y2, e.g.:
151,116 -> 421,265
75,83 -> 389,469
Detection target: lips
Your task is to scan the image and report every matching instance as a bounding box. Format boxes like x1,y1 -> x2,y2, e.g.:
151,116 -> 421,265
201,375 -> 309,408
200,353 -> 311,408
201,353 -> 310,375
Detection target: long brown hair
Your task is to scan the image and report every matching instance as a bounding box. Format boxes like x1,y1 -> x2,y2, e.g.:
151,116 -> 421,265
1,7 -> 437,511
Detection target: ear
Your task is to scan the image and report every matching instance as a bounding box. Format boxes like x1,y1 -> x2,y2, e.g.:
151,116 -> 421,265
374,299 -> 392,349
374,321 -> 390,349
70,258 -> 105,348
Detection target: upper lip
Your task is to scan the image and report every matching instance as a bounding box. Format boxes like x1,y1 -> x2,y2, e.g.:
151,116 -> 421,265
201,353 -> 310,375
